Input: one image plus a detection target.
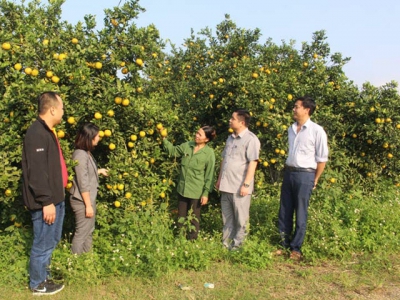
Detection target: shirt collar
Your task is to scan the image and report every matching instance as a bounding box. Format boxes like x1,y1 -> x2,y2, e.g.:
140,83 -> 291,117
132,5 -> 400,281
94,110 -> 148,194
293,118 -> 311,131
231,127 -> 249,139
189,141 -> 208,150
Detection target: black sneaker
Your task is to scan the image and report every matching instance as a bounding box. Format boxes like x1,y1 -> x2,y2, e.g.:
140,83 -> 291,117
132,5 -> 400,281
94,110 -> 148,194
31,280 -> 64,296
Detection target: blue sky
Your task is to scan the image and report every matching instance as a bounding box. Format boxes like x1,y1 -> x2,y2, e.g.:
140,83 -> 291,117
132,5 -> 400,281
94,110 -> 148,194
59,0 -> 399,89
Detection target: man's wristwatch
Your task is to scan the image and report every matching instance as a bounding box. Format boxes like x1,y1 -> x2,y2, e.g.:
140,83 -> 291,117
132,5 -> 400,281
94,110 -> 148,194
243,183 -> 250,188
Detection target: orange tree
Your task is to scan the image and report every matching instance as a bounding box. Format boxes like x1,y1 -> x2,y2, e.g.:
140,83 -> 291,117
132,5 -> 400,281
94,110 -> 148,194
147,15 -> 400,191
0,0 -> 181,233
145,15 -> 400,256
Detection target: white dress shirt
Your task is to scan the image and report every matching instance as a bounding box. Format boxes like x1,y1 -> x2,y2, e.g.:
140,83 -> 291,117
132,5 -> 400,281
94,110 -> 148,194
285,118 -> 329,169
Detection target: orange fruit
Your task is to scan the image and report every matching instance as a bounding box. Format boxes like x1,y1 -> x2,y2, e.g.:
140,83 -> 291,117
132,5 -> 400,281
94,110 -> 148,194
51,76 -> 60,83
67,116 -> 76,124
160,129 -> 167,137
114,97 -> 122,104
136,58 -> 143,66
57,130 -> 65,138
2,42 -> 11,50
14,63 -> 22,71
95,62 -> 102,69
58,53 -> 67,60
104,129 -> 112,137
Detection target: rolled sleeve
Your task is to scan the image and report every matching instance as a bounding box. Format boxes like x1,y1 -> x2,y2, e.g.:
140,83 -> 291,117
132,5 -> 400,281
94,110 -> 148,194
315,128 -> 329,163
246,136 -> 261,162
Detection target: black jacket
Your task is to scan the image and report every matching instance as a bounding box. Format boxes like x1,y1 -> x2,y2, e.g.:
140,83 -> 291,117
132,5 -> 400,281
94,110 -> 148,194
22,117 -> 65,211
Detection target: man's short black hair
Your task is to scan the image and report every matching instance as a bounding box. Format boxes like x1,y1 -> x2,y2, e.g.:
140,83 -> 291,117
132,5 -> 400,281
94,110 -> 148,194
234,109 -> 251,126
296,96 -> 316,116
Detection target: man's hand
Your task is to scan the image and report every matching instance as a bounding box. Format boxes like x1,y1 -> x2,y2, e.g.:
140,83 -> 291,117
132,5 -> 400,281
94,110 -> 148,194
43,204 -> 56,225
240,185 -> 249,197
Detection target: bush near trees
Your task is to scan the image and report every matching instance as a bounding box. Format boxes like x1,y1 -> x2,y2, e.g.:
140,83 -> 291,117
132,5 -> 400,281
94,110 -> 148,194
1,0 -> 400,285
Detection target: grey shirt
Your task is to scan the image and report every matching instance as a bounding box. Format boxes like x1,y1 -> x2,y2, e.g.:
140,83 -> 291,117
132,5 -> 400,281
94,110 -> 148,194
219,128 -> 261,194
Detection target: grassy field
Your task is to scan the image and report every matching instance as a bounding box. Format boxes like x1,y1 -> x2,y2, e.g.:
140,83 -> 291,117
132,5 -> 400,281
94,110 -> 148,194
4,254 -> 400,299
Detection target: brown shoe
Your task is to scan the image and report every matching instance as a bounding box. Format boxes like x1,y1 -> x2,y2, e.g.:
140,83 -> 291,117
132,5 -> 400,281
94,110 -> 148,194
274,249 -> 287,256
289,250 -> 302,261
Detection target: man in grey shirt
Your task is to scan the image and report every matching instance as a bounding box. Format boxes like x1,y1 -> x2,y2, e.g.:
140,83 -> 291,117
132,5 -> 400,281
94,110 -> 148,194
216,109 -> 260,250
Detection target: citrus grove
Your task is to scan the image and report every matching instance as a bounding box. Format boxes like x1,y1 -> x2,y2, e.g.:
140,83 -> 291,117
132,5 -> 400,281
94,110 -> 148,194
1,0 -> 400,285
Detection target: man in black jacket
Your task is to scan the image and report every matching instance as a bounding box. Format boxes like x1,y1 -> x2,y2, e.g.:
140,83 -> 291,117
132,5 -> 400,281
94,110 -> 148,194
22,91 -> 68,296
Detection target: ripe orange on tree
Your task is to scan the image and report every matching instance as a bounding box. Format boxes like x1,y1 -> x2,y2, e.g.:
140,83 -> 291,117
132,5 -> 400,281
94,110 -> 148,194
104,129 -> 112,137
14,63 -> 22,71
122,98 -> 130,106
51,76 -> 60,83
160,129 -> 168,137
67,116 -> 76,124
2,42 -> 11,50
57,130 -> 65,139
115,97 -> 122,104
136,58 -> 144,67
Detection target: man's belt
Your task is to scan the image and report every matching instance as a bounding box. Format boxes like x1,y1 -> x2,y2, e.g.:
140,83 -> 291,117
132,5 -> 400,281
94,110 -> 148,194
284,165 -> 316,173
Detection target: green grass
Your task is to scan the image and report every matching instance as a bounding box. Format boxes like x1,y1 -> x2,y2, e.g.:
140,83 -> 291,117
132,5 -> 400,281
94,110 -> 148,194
4,254 -> 400,299
2,182 -> 400,299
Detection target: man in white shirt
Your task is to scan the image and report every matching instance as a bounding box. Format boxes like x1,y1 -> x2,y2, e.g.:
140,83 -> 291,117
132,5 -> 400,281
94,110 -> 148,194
277,96 -> 328,260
